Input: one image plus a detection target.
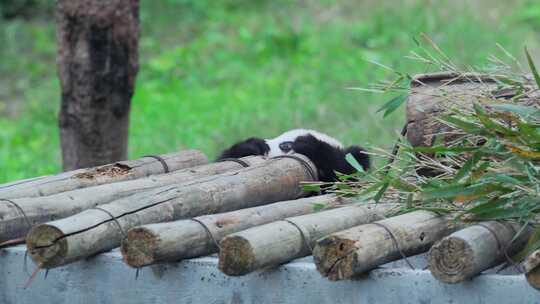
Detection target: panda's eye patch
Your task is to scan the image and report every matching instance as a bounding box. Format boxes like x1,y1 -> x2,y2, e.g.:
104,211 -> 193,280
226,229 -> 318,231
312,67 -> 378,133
279,141 -> 294,152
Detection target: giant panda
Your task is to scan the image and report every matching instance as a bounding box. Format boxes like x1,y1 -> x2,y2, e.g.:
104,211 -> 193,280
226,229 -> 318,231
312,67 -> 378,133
217,129 -> 370,182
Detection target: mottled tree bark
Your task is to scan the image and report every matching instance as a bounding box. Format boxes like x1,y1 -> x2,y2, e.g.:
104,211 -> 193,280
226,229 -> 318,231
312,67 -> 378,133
56,0 -> 139,170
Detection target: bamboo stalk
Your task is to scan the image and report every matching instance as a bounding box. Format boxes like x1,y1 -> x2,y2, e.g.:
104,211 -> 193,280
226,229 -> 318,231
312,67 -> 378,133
523,249 -> 540,290
121,194 -> 349,268
428,221 -> 532,284
0,150 -> 208,199
313,210 -> 456,281
0,156 -> 265,244
26,154 -> 317,268
218,203 -> 396,276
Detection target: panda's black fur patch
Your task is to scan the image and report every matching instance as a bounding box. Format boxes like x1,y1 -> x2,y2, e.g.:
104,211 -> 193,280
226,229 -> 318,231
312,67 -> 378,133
217,131 -> 370,183
291,134 -> 369,182
217,137 -> 269,160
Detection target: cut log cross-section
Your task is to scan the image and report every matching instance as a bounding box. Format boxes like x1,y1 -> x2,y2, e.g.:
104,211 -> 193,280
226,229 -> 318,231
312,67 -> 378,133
121,194 -> 349,268
523,249 -> 540,290
218,203 -> 396,276
428,221 -> 532,284
313,210 -> 457,281
26,154 -> 317,268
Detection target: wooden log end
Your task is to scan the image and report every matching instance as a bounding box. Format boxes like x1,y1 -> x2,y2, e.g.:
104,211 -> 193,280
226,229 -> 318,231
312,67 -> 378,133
313,235 -> 357,281
524,250 -> 540,290
526,268 -> 540,290
218,235 -> 256,276
428,236 -> 474,284
121,227 -> 159,268
26,224 -> 68,268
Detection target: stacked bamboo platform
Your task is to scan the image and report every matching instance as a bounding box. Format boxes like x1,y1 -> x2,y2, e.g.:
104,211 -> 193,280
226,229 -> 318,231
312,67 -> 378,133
0,149 -> 538,291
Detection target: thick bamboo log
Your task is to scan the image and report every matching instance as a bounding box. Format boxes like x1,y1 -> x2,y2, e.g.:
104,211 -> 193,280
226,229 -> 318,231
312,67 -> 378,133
26,154 -> 316,268
313,210 -> 456,281
523,249 -> 540,290
218,203 -> 396,276
406,72 -> 498,176
0,150 -> 208,199
428,221 -> 532,284
121,194 -> 349,268
0,156 -> 265,244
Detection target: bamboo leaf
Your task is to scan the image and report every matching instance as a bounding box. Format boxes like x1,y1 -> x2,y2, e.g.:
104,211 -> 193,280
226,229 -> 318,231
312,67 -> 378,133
422,183 -> 508,201
440,115 -> 483,133
406,146 -> 479,153
373,182 -> 389,203
466,197 -> 510,215
377,94 -> 407,117
505,144 -> 540,159
453,152 -> 482,182
512,228 -> 540,263
345,153 -> 365,173
312,203 -> 327,212
492,103 -> 540,119
525,46 -> 540,90
302,184 -> 321,192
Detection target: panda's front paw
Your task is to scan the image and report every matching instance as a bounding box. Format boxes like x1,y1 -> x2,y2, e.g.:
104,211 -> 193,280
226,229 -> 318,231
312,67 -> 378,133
291,135 -> 322,158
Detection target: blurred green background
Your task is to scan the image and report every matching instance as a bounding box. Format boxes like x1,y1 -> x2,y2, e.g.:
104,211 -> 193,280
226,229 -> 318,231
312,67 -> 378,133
1,0 -> 539,183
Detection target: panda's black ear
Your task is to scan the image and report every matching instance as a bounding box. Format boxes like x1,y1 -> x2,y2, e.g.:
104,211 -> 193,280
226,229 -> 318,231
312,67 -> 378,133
217,137 -> 270,160
344,145 -> 370,171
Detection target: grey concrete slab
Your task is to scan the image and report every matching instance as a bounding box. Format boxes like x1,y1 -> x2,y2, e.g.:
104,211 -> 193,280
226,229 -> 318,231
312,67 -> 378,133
0,246 -> 538,304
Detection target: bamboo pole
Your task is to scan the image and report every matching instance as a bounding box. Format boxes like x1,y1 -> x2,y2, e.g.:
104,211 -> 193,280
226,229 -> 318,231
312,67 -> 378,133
26,154 -> 317,268
0,150 -> 208,199
523,249 -> 540,290
121,194 -> 349,268
313,210 -> 456,281
0,156 -> 265,244
218,203 -> 396,276
428,221 -> 532,284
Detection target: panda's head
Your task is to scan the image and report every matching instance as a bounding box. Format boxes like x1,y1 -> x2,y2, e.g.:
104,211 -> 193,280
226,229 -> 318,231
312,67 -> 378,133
217,129 -> 370,182
264,129 -> 344,157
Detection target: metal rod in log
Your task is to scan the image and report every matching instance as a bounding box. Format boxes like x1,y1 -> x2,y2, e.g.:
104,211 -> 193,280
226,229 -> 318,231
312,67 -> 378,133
523,249 -> 540,290
313,210 -> 456,281
26,154 -> 317,268
428,221 -> 532,284
218,203 -> 396,276
121,194 -> 350,268
0,156 -> 265,244
0,150 -> 208,199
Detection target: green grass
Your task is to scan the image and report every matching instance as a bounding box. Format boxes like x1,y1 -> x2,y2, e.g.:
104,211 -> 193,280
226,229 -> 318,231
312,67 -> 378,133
1,0 -> 539,183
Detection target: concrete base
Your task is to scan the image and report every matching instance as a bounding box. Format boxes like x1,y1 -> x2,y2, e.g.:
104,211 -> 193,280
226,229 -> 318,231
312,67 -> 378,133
0,246 -> 538,304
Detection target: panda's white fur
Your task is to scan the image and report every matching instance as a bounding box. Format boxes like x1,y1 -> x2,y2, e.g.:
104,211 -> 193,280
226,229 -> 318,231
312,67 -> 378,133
265,129 -> 343,157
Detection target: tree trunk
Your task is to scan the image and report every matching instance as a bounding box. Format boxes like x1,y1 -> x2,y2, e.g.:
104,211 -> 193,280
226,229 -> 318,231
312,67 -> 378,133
56,0 -> 139,170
